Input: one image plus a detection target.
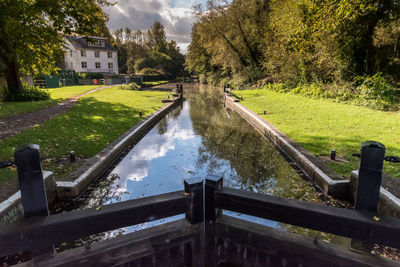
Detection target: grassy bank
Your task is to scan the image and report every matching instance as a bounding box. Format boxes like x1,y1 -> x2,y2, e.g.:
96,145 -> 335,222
0,86 -> 165,185
0,85 -> 99,119
142,80 -> 169,87
233,89 -> 400,178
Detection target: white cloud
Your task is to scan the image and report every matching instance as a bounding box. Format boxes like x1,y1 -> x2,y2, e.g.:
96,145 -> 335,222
105,0 -> 204,53
110,120 -> 196,190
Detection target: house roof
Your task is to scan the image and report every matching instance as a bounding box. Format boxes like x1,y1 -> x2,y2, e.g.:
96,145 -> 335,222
66,36 -> 117,51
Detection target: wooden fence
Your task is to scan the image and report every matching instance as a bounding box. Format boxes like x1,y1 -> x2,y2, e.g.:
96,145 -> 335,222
0,142 -> 399,266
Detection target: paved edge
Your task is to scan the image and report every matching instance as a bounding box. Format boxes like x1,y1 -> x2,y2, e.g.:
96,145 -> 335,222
225,94 -> 349,199
0,171 -> 55,224
350,170 -> 400,218
56,95 -> 183,200
226,93 -> 400,218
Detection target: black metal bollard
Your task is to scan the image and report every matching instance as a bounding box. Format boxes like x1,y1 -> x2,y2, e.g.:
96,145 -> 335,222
14,144 -> 49,218
351,141 -> 385,252
330,149 -> 336,161
184,178 -> 203,224
205,175 -> 223,267
69,150 -> 76,163
354,141 -> 385,212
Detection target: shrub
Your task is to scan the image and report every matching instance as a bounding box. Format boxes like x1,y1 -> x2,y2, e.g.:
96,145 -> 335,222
4,85 -> 50,101
355,73 -> 400,110
140,68 -> 163,76
78,72 -> 104,79
119,82 -> 141,91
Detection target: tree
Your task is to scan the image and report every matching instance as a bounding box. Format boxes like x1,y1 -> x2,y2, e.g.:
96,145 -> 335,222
0,0 -> 110,96
146,21 -> 167,53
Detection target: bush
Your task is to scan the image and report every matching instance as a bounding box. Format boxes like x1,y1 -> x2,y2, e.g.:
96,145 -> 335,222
119,82 -> 141,91
4,85 -> 50,102
355,73 -> 400,110
78,72 -> 104,79
260,74 -> 400,111
140,68 -> 163,76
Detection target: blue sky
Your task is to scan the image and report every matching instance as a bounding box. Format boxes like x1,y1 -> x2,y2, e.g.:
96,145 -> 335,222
105,0 -> 206,53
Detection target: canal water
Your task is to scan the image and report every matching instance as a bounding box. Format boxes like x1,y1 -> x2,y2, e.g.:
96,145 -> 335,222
55,84 -> 349,247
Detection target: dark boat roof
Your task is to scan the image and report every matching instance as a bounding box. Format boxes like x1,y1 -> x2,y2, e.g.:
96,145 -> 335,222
66,36 -> 117,51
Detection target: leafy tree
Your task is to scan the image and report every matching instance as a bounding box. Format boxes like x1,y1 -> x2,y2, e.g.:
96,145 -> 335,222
146,21 -> 167,53
186,0 -> 269,85
0,0 -> 111,97
114,22 -> 184,77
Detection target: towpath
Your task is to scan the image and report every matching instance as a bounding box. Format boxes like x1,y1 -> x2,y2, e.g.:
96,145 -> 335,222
0,85 -> 114,140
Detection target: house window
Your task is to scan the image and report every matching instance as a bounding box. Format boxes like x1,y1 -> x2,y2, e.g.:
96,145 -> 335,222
108,52 -> 113,58
87,39 -> 105,47
95,51 -> 100,58
108,62 -> 113,69
81,62 -> 87,68
81,50 -> 86,57
95,62 -> 101,69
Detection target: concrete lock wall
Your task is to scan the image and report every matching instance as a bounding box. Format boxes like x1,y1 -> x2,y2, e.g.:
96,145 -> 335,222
0,171 -> 56,224
225,93 -> 400,218
225,94 -> 349,199
0,94 -> 182,222
56,95 -> 182,200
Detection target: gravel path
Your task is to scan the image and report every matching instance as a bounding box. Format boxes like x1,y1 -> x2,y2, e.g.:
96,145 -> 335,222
0,85 -> 114,140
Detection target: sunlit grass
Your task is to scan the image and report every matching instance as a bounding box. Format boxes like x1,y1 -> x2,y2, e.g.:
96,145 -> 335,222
234,89 -> 400,178
0,85 -> 100,119
0,86 -> 165,184
47,85 -> 99,99
142,80 -> 169,87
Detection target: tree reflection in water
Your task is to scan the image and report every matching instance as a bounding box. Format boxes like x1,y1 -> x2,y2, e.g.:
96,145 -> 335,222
52,84 -> 351,250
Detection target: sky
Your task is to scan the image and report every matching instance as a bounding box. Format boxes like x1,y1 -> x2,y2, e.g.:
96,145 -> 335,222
105,0 -> 205,54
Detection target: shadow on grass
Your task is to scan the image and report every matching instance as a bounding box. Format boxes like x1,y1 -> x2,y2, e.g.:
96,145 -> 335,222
0,97 -> 158,184
292,134 -> 400,178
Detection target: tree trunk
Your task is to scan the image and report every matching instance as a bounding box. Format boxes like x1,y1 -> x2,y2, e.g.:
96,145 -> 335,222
3,56 -> 22,95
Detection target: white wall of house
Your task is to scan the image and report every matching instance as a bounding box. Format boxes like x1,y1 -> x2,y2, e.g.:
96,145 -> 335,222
64,40 -> 119,74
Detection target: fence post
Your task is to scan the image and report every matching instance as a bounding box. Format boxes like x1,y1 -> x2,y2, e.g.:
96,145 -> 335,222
14,144 -> 49,218
205,175 -> 223,267
184,178 -> 203,224
351,141 -> 385,252
184,178 -> 204,267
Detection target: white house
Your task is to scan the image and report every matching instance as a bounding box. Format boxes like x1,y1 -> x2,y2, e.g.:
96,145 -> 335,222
64,36 -> 119,74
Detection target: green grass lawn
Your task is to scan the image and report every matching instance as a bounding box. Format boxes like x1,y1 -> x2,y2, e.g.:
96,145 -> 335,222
0,85 -> 99,119
47,85 -> 99,99
0,86 -> 165,185
234,89 -> 400,179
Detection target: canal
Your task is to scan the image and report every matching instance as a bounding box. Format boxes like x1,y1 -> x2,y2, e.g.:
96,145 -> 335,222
54,84 -> 349,248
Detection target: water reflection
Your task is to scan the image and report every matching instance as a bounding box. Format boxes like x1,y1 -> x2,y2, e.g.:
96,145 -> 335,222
61,84 -> 348,246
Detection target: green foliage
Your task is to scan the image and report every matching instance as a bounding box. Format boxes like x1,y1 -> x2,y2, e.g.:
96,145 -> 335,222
78,72 -> 104,79
0,0 -> 111,94
263,79 -> 400,111
140,68 -> 164,76
355,73 -> 400,110
187,0 -> 400,110
114,22 -> 184,77
4,85 -> 50,102
119,82 -> 141,90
